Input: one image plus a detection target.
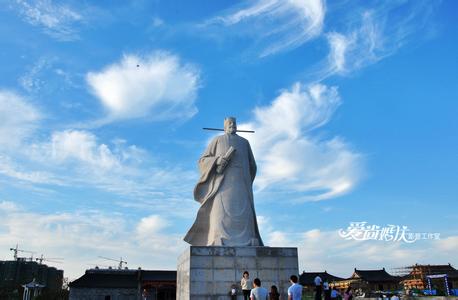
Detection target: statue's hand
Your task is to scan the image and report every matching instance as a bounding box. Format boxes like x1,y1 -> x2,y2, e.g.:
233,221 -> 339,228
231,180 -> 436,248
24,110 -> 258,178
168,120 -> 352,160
216,157 -> 229,173
217,156 -> 228,166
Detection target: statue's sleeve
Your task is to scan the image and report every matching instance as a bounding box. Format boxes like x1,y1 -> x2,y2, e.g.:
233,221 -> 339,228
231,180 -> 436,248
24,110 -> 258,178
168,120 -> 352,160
198,138 -> 218,174
247,141 -> 257,182
193,138 -> 221,204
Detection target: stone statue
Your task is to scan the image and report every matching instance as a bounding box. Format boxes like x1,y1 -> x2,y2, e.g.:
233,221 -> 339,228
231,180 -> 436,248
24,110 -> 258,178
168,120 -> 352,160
184,117 -> 264,246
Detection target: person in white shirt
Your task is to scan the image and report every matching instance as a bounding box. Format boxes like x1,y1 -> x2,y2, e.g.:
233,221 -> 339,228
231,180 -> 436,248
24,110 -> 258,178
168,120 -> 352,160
241,271 -> 252,300
324,279 -> 331,300
288,275 -> 302,300
314,275 -> 323,300
314,275 -> 322,286
250,278 -> 268,300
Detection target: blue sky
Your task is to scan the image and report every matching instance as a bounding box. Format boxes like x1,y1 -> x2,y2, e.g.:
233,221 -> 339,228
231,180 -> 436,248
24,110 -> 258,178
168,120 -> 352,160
0,0 -> 457,280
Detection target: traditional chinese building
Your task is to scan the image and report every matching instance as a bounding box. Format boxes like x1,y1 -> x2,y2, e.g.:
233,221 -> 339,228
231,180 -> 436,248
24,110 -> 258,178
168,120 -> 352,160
334,268 -> 401,293
400,264 -> 458,295
299,271 -> 345,292
69,268 -> 176,300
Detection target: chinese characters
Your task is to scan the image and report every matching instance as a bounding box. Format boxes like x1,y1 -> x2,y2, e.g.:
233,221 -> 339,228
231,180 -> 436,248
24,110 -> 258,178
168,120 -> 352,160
338,222 -> 440,243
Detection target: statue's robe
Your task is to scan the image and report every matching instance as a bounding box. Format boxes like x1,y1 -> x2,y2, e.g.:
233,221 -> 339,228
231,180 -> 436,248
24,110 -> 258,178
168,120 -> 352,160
184,133 -> 264,246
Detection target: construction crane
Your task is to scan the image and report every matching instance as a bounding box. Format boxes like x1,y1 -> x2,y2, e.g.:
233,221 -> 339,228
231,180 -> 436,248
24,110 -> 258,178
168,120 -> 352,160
98,256 -> 127,269
9,244 -> 36,261
36,254 -> 63,265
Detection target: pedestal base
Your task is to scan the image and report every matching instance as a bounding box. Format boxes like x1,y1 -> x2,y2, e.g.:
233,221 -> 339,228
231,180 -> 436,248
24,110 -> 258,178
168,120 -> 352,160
177,246 -> 298,300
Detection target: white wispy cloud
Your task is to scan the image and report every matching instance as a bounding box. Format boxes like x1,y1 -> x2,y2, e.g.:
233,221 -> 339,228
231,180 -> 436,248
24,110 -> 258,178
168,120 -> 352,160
313,1 -> 438,80
48,130 -> 129,171
23,129 -> 196,200
23,129 -> 143,181
0,90 -> 41,150
322,11 -> 386,77
436,236 -> 458,252
18,56 -> 78,94
86,52 -> 200,124
0,155 -> 63,185
136,215 -> 169,238
241,83 -> 362,201
0,90 -> 67,185
0,201 -> 185,280
152,16 -> 164,27
205,0 -> 325,58
14,0 -> 83,41
18,57 -> 52,92
0,89 -> 195,202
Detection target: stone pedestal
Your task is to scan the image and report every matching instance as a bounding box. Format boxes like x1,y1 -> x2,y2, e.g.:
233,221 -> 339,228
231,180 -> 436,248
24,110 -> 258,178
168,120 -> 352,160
177,246 -> 298,300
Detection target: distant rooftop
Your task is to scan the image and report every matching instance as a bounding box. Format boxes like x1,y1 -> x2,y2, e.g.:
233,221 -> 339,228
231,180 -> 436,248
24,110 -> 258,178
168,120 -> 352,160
69,269 -> 176,289
352,268 -> 400,282
0,259 -> 63,272
300,271 -> 345,286
403,264 -> 458,280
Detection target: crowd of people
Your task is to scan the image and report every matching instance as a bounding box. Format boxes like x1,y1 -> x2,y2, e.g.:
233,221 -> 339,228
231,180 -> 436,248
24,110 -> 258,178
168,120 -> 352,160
232,272 -> 404,299
313,275 -> 403,300
231,272 -> 365,300
233,271 -> 303,300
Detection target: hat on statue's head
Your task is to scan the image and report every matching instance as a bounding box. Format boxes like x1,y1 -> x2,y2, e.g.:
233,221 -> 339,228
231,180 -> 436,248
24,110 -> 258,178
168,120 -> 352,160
224,116 -> 236,125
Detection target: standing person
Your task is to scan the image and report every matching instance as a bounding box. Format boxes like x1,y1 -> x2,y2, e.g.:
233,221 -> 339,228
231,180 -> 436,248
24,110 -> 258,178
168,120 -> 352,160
241,271 -> 252,300
230,284 -> 238,300
288,275 -> 302,300
142,289 -> 148,300
323,279 -> 331,300
270,285 -> 280,300
314,275 -> 323,300
343,287 -> 353,300
250,278 -> 268,300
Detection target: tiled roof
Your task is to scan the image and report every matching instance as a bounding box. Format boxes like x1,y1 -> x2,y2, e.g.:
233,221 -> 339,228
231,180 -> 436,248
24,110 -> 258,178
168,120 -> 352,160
69,269 -> 138,288
352,268 -> 400,282
69,269 -> 177,288
299,271 -> 345,286
142,270 -> 176,281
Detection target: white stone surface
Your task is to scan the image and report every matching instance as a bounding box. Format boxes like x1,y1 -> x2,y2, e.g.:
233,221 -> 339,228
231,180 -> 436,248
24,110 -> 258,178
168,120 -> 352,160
184,118 -> 264,247
177,246 -> 298,300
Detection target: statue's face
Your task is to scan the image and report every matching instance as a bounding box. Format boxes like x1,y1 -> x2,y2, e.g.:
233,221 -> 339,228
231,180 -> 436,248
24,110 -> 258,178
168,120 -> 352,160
224,119 -> 237,134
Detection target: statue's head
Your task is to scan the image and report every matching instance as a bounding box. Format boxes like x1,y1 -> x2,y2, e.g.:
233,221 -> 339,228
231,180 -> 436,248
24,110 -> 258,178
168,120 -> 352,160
224,117 -> 237,134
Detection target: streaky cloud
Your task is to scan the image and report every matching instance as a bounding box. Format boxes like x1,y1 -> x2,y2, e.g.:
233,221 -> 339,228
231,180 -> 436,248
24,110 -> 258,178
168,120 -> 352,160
13,0 -> 83,41
0,90 -> 41,150
310,1 -> 439,80
203,0 -> 325,58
